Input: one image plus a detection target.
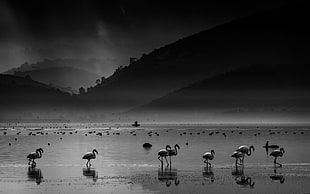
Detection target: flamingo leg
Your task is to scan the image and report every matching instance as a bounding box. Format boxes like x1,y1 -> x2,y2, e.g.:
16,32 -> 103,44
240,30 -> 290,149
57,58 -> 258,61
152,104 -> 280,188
158,156 -> 163,166
165,156 -> 169,167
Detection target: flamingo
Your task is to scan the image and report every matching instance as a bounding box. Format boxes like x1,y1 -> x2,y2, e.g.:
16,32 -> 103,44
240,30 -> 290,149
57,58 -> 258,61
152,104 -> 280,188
236,145 -> 255,164
158,145 -> 170,167
263,141 -> 279,149
231,151 -> 243,166
270,148 -> 285,167
27,148 -> 43,167
82,149 -> 98,168
203,150 -> 215,167
167,144 -> 180,167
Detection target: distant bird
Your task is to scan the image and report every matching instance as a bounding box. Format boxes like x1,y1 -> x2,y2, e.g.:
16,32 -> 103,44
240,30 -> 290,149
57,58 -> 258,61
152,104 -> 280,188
82,149 -> 98,168
27,148 -> 44,167
132,121 -> 140,127
231,151 -> 243,166
158,146 -> 169,167
270,148 -> 285,167
263,141 -> 279,149
236,145 -> 255,164
167,144 -> 180,167
203,150 -> 215,167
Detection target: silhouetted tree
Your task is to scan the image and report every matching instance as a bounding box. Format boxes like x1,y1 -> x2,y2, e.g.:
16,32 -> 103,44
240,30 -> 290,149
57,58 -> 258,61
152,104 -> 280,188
95,79 -> 100,85
79,87 -> 85,94
101,76 -> 106,84
25,75 -> 32,80
87,87 -> 93,93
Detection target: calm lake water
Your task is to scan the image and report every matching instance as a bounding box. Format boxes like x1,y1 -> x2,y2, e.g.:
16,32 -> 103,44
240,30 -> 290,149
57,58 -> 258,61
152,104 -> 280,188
0,123 -> 310,193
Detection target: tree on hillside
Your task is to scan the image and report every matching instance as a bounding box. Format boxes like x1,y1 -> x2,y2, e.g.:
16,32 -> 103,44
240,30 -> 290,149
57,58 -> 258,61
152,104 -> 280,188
95,79 -> 101,85
79,87 -> 85,94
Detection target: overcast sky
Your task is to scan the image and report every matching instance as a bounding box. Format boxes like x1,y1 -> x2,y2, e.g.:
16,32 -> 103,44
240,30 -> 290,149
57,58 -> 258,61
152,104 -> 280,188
0,0 -> 304,75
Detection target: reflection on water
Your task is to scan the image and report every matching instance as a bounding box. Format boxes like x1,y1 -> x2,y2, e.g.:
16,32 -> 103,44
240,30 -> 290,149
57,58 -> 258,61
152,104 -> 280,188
202,166 -> 215,182
232,166 -> 255,188
158,167 -> 179,187
270,167 -> 285,184
27,167 -> 43,184
83,167 -> 98,182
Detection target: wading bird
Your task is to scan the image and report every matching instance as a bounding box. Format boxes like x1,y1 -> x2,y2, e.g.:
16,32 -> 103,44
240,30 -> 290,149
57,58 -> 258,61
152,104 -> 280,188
263,141 -> 279,149
231,151 -> 243,166
270,148 -> 285,167
82,149 -> 98,168
167,144 -> 180,167
203,150 -> 215,167
236,145 -> 255,164
158,145 -> 170,167
27,148 -> 43,167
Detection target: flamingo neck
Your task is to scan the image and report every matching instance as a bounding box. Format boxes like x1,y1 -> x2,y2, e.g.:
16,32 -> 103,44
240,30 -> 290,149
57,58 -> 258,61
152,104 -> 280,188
246,149 -> 251,156
93,151 -> 97,158
174,146 -> 178,155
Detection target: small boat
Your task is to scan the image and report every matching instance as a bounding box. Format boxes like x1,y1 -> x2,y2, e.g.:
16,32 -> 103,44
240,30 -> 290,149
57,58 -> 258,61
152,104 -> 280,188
132,121 -> 140,127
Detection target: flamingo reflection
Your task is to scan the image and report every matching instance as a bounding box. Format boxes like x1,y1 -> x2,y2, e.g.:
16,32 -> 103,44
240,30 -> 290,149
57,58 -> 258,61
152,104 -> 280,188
158,167 -> 180,187
202,166 -> 215,183
27,167 -> 43,185
232,165 -> 255,188
270,167 -> 285,184
83,167 -> 98,182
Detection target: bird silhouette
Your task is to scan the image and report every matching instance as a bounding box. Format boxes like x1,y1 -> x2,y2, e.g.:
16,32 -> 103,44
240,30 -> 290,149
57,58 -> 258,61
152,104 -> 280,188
27,148 -> 43,167
270,148 -> 285,167
263,141 -> 279,149
203,150 -> 215,167
236,145 -> 255,165
158,145 -> 170,167
82,149 -> 98,168
231,151 -> 243,166
167,144 -> 180,167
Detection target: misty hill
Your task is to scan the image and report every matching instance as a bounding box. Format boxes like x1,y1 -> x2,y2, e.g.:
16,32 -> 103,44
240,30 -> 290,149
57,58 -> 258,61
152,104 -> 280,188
12,66 -> 100,92
0,74 -> 76,106
4,59 -> 105,91
80,2 -> 310,112
129,64 -> 310,122
0,74 -> 79,121
4,58 -> 106,75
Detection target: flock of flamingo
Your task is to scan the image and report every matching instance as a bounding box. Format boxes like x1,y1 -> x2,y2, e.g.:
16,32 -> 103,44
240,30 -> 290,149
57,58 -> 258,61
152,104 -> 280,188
157,143 -> 285,168
26,141 -> 285,170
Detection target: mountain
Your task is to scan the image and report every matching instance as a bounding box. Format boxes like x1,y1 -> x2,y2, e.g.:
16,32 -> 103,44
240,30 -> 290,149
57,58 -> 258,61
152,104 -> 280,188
128,64 -> 310,122
4,58 -> 107,76
0,74 -> 79,122
4,59 -> 103,91
12,66 -> 100,92
80,2 -> 310,112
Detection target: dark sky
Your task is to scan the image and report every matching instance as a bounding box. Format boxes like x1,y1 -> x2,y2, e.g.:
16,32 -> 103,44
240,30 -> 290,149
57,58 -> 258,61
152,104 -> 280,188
0,0 -> 304,75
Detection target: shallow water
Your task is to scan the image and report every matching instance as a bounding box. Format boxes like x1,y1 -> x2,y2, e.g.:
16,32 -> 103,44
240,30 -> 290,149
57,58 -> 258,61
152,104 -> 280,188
0,123 -> 310,193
